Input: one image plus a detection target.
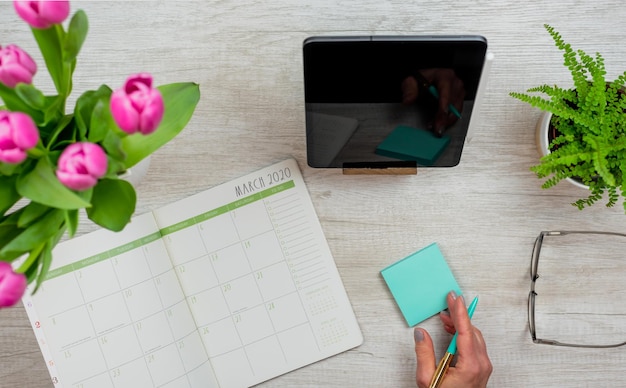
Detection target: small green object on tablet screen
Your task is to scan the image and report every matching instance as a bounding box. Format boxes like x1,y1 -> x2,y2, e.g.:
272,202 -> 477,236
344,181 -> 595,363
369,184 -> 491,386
380,243 -> 461,327
375,125 -> 450,165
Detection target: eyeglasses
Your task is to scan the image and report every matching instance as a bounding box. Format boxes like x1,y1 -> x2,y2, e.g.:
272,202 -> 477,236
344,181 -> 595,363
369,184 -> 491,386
529,230 -> 626,348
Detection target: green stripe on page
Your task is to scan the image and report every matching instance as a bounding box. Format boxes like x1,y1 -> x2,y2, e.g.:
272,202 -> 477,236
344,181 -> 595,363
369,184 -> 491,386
43,180 -> 295,281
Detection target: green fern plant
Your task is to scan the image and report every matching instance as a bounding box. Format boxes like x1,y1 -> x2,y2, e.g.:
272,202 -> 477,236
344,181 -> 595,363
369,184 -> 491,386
510,24 -> 626,212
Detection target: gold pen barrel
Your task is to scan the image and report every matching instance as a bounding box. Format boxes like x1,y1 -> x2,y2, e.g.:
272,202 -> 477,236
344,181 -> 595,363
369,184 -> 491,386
428,352 -> 455,388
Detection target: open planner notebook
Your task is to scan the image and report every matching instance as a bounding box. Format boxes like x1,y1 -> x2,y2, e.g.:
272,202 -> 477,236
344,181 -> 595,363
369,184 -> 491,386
22,158 -> 363,388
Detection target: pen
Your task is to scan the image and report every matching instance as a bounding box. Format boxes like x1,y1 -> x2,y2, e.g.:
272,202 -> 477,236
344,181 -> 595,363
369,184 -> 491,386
413,72 -> 462,119
428,295 -> 479,388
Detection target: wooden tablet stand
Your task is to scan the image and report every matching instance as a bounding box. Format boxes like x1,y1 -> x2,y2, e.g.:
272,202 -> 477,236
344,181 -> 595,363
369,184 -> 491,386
342,162 -> 418,175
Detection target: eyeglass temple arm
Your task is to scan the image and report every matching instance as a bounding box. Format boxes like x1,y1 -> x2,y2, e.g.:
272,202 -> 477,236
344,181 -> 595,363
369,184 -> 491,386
545,230 -> 626,238
534,338 -> 626,348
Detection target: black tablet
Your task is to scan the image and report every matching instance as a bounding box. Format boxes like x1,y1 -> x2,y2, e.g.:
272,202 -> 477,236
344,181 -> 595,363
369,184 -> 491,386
303,35 -> 489,169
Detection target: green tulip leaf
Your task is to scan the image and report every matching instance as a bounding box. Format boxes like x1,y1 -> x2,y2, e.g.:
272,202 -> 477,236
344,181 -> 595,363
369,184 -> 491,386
17,157 -> 92,209
0,162 -> 19,176
18,202 -> 49,227
89,96 -> 116,144
0,206 -> 24,226
64,209 -> 79,238
64,10 -> 89,62
33,228 -> 64,293
87,178 -> 136,232
121,82 -> 200,168
75,85 -> 113,141
74,89 -> 96,136
0,83 -> 43,123
42,96 -> 65,126
44,114 -> 74,149
15,83 -> 46,110
31,25 -> 65,95
101,131 -> 127,165
0,225 -> 22,252
0,208 -> 64,259
0,175 -> 20,215
32,244 -> 50,292
21,242 -> 45,285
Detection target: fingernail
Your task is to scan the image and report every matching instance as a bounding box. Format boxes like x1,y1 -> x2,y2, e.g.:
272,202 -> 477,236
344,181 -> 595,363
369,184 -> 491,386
449,290 -> 458,300
414,328 -> 424,343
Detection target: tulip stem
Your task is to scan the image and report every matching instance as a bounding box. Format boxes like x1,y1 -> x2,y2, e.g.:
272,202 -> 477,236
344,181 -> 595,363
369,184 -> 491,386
16,242 -> 45,274
45,114 -> 73,151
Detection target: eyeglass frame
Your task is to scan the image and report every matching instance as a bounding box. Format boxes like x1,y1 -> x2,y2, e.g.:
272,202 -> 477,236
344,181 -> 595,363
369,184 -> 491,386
529,230 -> 626,348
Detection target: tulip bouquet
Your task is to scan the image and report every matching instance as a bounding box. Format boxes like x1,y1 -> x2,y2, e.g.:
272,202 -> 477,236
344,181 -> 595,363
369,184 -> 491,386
0,1 -> 200,307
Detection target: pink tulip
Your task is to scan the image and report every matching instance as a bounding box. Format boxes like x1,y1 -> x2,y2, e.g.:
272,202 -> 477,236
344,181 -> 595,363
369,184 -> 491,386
0,262 -> 27,308
56,142 -> 108,191
0,111 -> 39,164
110,73 -> 164,135
0,44 -> 37,88
13,1 -> 70,29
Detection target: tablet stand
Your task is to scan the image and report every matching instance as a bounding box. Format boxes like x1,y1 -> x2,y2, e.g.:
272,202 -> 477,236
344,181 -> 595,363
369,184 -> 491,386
342,161 -> 418,175
343,167 -> 417,175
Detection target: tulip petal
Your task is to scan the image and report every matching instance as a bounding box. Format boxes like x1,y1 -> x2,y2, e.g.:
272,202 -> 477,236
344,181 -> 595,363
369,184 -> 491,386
56,170 -> 97,191
13,1 -> 50,28
0,148 -> 27,164
0,44 -> 37,87
13,1 -> 70,29
81,143 -> 108,177
111,73 -> 164,135
110,89 -> 140,133
139,95 -> 164,134
126,73 -> 153,92
0,111 -> 38,164
0,262 -> 27,308
0,70 -> 18,88
39,1 -> 70,24
13,46 -> 37,74
56,142 -> 108,191
9,112 -> 39,148
4,65 -> 34,85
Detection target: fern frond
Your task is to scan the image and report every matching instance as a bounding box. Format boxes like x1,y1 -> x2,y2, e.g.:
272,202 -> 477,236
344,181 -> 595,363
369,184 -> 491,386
607,186 -> 618,208
573,186 -> 604,210
546,24 -> 590,96
611,71 -> 626,90
515,25 -> 626,213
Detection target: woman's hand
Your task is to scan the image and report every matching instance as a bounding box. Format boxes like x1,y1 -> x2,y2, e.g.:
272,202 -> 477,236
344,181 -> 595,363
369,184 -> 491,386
413,291 -> 492,388
401,69 -> 465,137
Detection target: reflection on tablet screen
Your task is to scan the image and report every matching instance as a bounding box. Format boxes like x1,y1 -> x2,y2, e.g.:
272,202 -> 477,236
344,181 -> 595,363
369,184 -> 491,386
303,36 -> 488,168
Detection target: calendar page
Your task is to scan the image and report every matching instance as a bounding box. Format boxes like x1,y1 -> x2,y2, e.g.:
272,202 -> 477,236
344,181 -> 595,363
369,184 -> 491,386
23,158 -> 363,388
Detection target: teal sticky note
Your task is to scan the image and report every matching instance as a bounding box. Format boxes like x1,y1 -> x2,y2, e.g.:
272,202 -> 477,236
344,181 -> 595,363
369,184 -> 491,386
375,125 -> 450,165
381,243 -> 462,327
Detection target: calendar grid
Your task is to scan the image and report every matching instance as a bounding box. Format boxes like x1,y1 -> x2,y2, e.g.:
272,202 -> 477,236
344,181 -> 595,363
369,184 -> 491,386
71,259 -> 119,388
50,239 -> 212,387
139,245 -> 198,388
24,159 -> 362,388
169,187 -> 321,379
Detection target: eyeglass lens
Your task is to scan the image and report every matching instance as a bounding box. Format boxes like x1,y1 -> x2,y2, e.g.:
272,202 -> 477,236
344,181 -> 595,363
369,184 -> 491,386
528,231 -> 626,348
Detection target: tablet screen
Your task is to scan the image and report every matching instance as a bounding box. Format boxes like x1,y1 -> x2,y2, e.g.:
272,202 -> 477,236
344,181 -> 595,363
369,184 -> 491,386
303,36 -> 488,168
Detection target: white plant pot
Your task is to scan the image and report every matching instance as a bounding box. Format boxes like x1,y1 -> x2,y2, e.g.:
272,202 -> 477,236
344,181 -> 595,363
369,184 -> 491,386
119,156 -> 151,187
535,111 -> 590,190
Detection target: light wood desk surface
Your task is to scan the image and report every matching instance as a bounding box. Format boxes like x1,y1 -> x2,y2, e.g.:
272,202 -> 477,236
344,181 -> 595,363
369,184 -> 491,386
2,1 -> 626,387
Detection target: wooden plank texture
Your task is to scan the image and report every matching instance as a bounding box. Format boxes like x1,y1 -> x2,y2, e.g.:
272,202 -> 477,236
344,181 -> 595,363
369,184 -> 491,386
1,1 -> 626,387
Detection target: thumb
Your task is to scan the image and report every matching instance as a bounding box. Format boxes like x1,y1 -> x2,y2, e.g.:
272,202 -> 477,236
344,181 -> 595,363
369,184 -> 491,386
414,328 -> 437,388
